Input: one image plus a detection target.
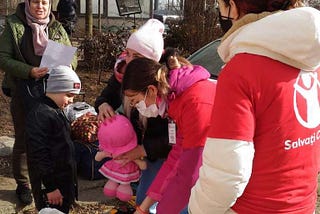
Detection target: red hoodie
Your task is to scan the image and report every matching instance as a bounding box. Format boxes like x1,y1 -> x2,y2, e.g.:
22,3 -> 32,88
147,65 -> 216,214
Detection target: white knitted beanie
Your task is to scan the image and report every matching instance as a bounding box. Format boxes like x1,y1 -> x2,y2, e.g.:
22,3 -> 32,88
126,19 -> 164,62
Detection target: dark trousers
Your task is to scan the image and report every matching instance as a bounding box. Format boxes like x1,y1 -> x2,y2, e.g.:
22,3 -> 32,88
10,78 -> 47,186
28,170 -> 74,213
32,186 -> 72,213
10,92 -> 29,186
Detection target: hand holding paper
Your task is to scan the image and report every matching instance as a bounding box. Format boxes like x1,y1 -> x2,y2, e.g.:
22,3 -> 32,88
40,40 -> 77,71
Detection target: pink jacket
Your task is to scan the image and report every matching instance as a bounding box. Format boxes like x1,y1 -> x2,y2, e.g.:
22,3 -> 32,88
147,65 -> 216,213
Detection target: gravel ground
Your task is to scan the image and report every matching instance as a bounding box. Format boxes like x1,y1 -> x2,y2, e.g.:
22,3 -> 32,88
0,155 -> 136,214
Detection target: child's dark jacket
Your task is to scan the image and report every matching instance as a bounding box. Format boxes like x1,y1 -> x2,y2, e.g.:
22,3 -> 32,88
25,96 -> 77,201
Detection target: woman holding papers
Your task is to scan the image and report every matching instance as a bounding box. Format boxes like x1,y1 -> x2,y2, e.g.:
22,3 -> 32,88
0,0 -> 77,205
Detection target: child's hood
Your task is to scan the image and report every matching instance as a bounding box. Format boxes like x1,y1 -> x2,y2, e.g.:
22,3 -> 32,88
169,65 -> 210,97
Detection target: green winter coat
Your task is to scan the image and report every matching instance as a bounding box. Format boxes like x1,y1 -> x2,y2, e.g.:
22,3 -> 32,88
0,3 -> 77,95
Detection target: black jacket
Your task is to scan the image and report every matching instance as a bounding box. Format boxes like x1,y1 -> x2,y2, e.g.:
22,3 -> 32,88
95,74 -> 171,161
57,0 -> 77,20
25,96 -> 77,200
57,0 -> 77,34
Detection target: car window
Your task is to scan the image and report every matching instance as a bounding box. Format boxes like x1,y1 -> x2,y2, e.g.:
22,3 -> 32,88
188,39 -> 224,79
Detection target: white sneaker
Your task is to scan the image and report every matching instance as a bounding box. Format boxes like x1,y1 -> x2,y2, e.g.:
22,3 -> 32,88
149,202 -> 158,214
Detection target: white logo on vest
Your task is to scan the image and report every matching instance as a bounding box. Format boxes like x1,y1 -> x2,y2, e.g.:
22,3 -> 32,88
293,71 -> 320,128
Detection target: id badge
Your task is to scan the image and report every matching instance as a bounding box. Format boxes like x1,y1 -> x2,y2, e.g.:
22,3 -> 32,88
168,120 -> 176,144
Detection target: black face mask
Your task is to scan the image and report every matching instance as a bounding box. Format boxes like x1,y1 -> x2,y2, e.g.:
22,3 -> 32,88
218,7 -> 233,33
219,14 -> 233,33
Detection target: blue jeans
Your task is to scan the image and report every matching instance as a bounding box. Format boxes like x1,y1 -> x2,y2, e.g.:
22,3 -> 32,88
136,159 -> 165,205
180,206 -> 188,214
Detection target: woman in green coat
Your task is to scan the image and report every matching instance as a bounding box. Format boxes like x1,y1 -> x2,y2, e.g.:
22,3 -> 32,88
0,0 -> 77,206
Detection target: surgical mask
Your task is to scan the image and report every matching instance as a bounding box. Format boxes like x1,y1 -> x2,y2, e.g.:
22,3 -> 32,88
218,7 -> 233,33
135,90 -> 159,118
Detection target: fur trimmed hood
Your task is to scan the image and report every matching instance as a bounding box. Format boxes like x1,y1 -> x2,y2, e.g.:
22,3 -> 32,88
219,7 -> 320,72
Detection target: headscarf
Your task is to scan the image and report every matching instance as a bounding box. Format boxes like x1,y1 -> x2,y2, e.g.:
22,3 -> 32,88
24,0 -> 51,56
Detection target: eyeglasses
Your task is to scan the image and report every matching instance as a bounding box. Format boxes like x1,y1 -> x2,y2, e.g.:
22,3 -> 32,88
124,49 -> 144,60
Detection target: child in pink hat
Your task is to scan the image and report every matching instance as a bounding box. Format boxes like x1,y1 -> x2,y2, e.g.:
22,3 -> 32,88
95,114 -> 146,201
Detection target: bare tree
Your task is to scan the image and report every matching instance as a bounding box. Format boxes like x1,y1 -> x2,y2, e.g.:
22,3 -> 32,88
181,0 -> 221,52
85,0 -> 93,37
308,0 -> 320,9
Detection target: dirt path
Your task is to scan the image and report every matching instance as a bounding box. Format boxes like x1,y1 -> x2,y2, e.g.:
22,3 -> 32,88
0,154 -> 133,214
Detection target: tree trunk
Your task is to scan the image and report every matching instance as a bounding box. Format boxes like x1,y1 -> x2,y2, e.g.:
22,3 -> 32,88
98,0 -> 101,33
85,0 -> 93,37
183,0 -> 219,52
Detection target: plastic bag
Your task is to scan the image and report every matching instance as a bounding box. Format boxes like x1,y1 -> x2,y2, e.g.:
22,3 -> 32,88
38,208 -> 64,214
64,102 -> 96,122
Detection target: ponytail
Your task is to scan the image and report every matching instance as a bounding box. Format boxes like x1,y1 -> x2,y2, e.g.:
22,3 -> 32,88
156,66 -> 170,97
160,47 -> 192,70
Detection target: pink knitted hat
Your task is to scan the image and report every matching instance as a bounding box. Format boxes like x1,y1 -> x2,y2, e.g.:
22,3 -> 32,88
126,19 -> 164,62
98,115 -> 137,156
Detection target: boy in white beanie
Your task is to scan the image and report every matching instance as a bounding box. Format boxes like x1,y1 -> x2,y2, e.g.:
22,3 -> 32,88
25,65 -> 81,213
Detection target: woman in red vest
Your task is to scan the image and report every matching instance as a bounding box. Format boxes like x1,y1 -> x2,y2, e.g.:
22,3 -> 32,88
189,0 -> 320,213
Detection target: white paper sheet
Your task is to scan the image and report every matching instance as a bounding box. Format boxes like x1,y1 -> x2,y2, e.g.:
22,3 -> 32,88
40,40 -> 77,70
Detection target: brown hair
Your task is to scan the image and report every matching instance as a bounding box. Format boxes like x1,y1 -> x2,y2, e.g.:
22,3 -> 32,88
122,58 -> 171,97
160,47 -> 192,69
222,0 -> 304,14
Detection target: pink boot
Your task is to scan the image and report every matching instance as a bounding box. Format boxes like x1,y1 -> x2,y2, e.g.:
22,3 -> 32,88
116,184 -> 133,201
103,180 -> 119,198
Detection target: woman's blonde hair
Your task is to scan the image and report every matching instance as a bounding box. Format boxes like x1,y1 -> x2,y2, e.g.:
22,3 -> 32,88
155,66 -> 171,97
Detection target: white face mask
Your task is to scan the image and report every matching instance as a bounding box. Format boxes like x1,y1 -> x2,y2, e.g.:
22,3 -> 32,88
135,90 -> 159,118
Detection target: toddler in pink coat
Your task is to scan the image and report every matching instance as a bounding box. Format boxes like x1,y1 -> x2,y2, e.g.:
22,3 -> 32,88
95,115 -> 146,201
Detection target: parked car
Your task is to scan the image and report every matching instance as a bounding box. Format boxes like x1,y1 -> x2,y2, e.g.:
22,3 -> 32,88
153,9 -> 183,24
153,9 -> 183,34
188,39 -> 224,79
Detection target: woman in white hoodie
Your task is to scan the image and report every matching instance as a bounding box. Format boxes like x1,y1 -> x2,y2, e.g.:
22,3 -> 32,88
188,0 -> 320,213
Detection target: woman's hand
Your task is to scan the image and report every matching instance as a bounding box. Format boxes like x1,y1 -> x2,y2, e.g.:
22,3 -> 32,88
46,189 -> 63,206
30,67 -> 48,79
116,145 -> 147,164
98,102 -> 116,122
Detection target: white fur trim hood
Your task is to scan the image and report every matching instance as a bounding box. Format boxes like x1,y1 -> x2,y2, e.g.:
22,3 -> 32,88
218,7 -> 320,72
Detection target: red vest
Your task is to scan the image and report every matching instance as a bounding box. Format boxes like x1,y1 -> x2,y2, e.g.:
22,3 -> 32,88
209,53 -> 320,214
